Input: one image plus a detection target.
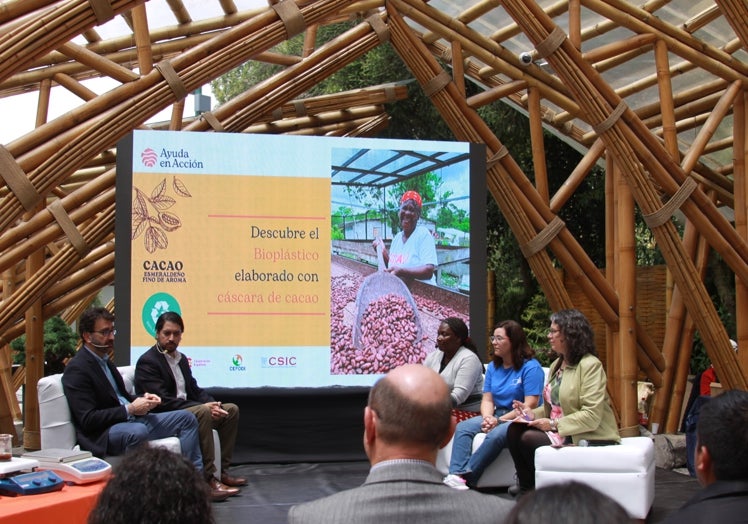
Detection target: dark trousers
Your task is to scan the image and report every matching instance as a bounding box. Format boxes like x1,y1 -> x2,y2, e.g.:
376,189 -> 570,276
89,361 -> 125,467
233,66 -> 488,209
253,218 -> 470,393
506,422 -> 551,490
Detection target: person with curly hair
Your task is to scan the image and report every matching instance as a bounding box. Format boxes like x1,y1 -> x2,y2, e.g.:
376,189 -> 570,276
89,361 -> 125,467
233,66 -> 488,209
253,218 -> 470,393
88,445 -> 214,524
505,309 -> 620,497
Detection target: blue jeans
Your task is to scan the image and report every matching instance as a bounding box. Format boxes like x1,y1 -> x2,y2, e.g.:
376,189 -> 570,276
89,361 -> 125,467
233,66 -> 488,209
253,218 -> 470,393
107,410 -> 203,473
448,415 -> 510,484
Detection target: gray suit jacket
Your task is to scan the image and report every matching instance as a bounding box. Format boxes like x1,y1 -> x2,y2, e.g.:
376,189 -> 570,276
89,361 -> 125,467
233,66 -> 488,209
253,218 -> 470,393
287,460 -> 513,524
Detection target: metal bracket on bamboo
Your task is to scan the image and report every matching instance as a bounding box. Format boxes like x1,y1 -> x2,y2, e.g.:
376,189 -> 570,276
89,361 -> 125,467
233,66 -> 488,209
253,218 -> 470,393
200,112 -> 224,131
0,145 -> 41,212
88,0 -> 115,25
592,101 -> 628,136
48,200 -> 91,258
535,27 -> 566,59
422,71 -> 452,98
366,14 -> 390,43
486,146 -> 509,170
272,0 -> 306,39
154,61 -> 188,101
520,216 -> 565,258
643,177 -> 697,229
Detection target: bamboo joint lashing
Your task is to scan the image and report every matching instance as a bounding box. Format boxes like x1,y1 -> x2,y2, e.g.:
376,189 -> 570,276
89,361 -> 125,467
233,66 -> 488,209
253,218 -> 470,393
643,177 -> 698,228
293,100 -> 308,117
271,108 -> 284,121
272,0 -> 307,39
422,70 -> 451,98
154,61 -> 188,101
0,145 -> 40,212
520,216 -> 566,258
592,100 -> 628,135
535,27 -> 566,59
385,85 -> 397,103
487,146 -> 509,170
200,112 -> 224,131
48,200 -> 91,258
88,0 -> 115,25
366,15 -> 390,43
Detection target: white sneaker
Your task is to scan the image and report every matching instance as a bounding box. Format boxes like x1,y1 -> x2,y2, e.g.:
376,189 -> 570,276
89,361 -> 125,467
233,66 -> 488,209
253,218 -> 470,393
443,474 -> 469,490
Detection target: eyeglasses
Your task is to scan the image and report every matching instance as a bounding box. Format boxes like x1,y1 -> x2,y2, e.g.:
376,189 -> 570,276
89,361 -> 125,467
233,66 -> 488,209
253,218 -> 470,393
548,328 -> 561,336
490,335 -> 505,342
92,328 -> 116,337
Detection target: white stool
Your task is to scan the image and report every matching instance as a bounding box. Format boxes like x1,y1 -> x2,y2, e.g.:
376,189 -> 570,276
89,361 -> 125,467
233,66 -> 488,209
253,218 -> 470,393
534,436 -> 655,519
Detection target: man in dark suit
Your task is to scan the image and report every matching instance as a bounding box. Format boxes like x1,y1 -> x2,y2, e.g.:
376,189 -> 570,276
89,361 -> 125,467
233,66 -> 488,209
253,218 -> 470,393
662,389 -> 748,524
288,364 -> 513,524
134,311 -> 246,497
61,308 -> 231,501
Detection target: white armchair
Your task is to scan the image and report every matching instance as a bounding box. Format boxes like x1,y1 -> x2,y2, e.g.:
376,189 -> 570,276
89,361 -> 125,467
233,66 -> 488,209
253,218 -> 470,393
38,365 -> 220,479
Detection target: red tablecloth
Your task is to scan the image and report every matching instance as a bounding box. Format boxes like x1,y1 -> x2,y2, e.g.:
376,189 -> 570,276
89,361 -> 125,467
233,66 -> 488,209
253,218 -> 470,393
0,480 -> 106,523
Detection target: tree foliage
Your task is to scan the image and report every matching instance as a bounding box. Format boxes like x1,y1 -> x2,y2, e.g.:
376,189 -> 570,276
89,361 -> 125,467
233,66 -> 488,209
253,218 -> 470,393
11,316 -> 77,375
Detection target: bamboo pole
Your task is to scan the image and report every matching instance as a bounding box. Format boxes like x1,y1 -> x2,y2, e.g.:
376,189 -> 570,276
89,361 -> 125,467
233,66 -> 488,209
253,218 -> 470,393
528,86 -> 549,203
735,90 -> 748,375
498,0 -> 744,390
616,159 -> 639,434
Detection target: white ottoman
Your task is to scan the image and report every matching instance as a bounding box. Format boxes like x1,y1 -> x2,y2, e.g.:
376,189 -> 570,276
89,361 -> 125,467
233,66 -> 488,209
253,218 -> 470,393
534,436 -> 655,519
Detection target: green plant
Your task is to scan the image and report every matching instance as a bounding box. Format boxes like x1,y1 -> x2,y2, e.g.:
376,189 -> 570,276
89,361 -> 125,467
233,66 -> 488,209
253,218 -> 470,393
11,315 -> 77,375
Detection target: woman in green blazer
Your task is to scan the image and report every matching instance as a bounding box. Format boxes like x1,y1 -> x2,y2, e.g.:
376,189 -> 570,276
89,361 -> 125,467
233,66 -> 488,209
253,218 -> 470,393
505,309 -> 620,496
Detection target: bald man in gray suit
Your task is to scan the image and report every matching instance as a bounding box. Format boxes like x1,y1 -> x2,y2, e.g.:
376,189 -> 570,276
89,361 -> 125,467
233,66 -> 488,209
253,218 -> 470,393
288,364 -> 513,524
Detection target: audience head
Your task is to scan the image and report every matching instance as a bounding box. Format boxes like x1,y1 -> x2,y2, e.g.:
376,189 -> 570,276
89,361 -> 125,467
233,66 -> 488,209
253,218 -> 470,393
549,309 -> 597,365
504,481 -> 631,524
695,389 -> 748,485
88,445 -> 213,524
492,320 -> 534,370
78,307 -> 115,339
365,364 -> 452,462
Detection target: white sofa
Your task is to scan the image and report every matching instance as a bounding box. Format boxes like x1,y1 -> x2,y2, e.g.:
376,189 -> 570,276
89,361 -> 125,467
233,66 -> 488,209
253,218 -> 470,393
436,366 -> 550,488
535,436 -> 655,519
38,365 -> 220,479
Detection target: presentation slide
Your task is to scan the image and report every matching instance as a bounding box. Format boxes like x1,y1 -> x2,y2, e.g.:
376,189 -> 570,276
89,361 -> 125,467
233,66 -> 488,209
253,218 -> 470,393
115,130 -> 484,387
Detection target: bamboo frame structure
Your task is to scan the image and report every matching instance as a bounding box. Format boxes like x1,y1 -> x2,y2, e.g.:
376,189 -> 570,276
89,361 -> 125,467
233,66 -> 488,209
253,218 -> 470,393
0,0 -> 745,443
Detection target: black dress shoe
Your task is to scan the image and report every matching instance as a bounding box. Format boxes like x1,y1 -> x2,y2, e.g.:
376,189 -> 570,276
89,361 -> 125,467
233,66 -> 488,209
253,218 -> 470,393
221,473 -> 248,487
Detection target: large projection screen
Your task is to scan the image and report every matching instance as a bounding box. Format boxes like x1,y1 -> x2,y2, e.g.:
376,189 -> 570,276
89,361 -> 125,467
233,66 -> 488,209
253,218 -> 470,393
115,131 -> 486,388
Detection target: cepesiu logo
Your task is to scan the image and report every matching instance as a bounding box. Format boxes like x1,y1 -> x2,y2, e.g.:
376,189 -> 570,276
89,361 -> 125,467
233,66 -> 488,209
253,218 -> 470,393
229,354 -> 246,371
141,148 -> 158,167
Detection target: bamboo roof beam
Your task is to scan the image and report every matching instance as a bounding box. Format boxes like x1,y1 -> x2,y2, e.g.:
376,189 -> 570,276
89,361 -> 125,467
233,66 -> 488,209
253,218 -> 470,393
715,0 -> 748,51
133,4 -> 154,74
185,14 -> 391,133
0,1 -> 351,233
389,2 -> 666,386
681,80 -> 741,175
166,0 -> 191,25
0,0 -> 146,84
735,90 -> 748,378
582,0 -> 748,81
500,0 -> 746,390
57,42 -> 140,83
421,0 -> 501,45
244,105 -> 387,134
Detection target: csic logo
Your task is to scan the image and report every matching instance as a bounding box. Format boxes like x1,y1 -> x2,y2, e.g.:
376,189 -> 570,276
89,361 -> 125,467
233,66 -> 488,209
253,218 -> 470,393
141,148 -> 158,167
261,356 -> 297,368
229,354 -> 246,372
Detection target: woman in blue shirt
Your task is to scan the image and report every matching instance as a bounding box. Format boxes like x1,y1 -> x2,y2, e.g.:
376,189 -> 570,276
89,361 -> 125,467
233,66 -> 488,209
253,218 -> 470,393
443,320 -> 544,489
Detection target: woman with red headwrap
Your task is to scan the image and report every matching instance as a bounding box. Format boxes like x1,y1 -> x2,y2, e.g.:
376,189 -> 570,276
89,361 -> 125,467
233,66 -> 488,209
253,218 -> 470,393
373,190 -> 438,284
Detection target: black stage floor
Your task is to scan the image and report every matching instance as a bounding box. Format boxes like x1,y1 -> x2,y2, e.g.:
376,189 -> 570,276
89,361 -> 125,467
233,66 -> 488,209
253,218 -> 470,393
211,462 -> 701,523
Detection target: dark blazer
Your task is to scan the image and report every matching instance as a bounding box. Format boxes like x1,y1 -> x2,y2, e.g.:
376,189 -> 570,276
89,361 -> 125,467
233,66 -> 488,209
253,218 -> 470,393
61,347 -> 134,456
287,461 -> 513,524
134,345 -> 213,411
661,480 -> 748,524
